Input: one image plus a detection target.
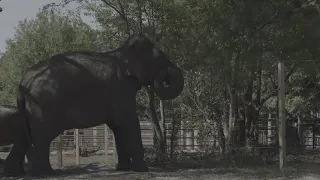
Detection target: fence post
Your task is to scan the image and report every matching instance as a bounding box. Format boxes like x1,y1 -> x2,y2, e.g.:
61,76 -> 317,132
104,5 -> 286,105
104,124 -> 109,162
93,127 -> 98,147
297,116 -> 302,144
278,61 -> 286,171
194,129 -> 199,150
57,134 -> 63,168
75,129 -> 80,165
180,120 -> 185,150
312,124 -> 316,149
113,133 -> 116,161
268,114 -> 272,144
185,121 -> 194,150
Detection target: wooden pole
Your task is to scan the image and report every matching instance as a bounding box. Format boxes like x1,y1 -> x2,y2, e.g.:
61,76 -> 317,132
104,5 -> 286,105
297,116 -> 302,144
278,61 -> 286,171
113,133 -> 116,161
75,129 -> 80,165
104,124 -> 109,162
93,127 -> 98,147
181,120 -> 186,150
268,113 -> 272,144
194,129 -> 199,150
57,134 -> 63,168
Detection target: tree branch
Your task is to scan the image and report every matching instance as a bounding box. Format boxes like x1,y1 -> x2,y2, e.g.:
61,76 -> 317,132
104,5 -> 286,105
101,0 -> 131,35
257,62 -> 298,110
136,0 -> 143,33
256,10 -> 279,31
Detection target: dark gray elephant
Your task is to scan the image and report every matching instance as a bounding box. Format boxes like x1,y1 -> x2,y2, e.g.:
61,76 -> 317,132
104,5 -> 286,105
0,105 -> 31,163
0,105 -> 22,147
4,34 -> 184,177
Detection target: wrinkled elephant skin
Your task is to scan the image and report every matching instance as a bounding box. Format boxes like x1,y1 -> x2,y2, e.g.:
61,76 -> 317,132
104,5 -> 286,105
0,105 -> 22,146
0,105 -> 31,172
4,34 -> 184,177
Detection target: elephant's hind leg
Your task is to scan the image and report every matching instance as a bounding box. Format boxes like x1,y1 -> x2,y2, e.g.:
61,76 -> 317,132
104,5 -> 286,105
4,132 -> 29,177
30,142 -> 54,176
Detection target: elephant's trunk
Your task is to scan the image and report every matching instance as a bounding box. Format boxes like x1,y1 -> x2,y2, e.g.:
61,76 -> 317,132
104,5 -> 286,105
153,65 -> 184,100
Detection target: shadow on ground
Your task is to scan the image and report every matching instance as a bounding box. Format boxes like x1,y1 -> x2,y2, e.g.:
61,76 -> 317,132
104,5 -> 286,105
0,155 -> 320,179
0,161 -> 112,179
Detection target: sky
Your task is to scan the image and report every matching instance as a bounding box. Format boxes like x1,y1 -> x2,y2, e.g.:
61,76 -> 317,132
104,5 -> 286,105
0,0 -> 95,53
0,0 -> 54,52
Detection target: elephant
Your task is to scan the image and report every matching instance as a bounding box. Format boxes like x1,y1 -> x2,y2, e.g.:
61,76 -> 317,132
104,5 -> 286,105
0,105 -> 31,163
4,34 -> 184,177
0,105 -> 22,147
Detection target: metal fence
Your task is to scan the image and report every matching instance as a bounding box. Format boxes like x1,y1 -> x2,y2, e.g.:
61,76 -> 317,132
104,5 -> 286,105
2,115 -> 318,155
49,121 -> 205,154
49,118 -> 282,154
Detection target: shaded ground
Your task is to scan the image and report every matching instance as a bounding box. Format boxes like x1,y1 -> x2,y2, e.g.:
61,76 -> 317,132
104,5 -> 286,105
0,150 -> 320,179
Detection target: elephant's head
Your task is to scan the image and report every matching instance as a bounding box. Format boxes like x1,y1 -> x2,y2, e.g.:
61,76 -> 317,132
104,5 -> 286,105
119,34 -> 184,100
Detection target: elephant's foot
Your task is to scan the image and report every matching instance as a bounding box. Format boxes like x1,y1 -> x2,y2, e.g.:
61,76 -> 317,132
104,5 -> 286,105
131,160 -> 149,172
31,164 -> 55,177
116,160 -> 131,171
4,156 -> 25,177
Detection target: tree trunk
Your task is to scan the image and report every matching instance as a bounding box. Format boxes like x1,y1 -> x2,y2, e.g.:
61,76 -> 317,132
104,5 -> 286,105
146,87 -> 166,163
159,99 -> 167,153
227,52 -> 240,152
223,89 -> 229,139
216,120 -> 226,155
252,65 -> 262,145
234,96 -> 241,146
244,68 -> 255,147
169,101 -> 180,159
228,86 -> 237,150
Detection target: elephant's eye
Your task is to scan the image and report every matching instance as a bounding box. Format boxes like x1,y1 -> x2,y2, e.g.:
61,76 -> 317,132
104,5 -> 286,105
163,81 -> 169,88
152,48 -> 160,58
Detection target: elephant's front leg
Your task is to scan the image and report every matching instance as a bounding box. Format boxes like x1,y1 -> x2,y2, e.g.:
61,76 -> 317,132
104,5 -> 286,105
111,96 -> 148,172
112,128 -> 131,171
114,119 -> 148,172
126,121 -> 148,172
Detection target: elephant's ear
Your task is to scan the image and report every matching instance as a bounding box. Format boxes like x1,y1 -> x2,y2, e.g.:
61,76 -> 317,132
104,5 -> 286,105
125,34 -> 155,61
121,34 -> 158,84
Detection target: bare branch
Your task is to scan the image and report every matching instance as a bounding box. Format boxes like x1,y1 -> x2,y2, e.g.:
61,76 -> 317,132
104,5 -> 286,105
116,0 -> 131,35
257,10 -> 279,31
136,0 -> 143,33
101,0 -> 131,35
284,62 -> 298,81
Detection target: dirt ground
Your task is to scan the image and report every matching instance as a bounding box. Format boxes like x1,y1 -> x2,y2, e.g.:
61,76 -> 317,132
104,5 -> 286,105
0,151 -> 320,179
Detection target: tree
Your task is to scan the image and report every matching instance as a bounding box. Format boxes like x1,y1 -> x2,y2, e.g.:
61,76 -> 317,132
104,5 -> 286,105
0,0 -> 2,12
4,0 -> 320,164
75,0 -> 320,155
0,10 -> 100,104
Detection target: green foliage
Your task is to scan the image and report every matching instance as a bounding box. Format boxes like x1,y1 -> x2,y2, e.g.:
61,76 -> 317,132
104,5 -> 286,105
0,10 -> 100,104
2,0 -> 320,157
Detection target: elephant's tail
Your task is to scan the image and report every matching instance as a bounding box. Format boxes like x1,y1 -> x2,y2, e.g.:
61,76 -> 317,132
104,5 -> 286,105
17,84 -> 34,148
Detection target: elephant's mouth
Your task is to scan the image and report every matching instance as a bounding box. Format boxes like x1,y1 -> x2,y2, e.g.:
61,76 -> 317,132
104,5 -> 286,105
152,66 -> 184,100
162,81 -> 170,88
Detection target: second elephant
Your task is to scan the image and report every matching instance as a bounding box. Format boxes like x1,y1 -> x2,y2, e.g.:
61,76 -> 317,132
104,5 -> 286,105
0,105 -> 23,146
0,105 -> 31,163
